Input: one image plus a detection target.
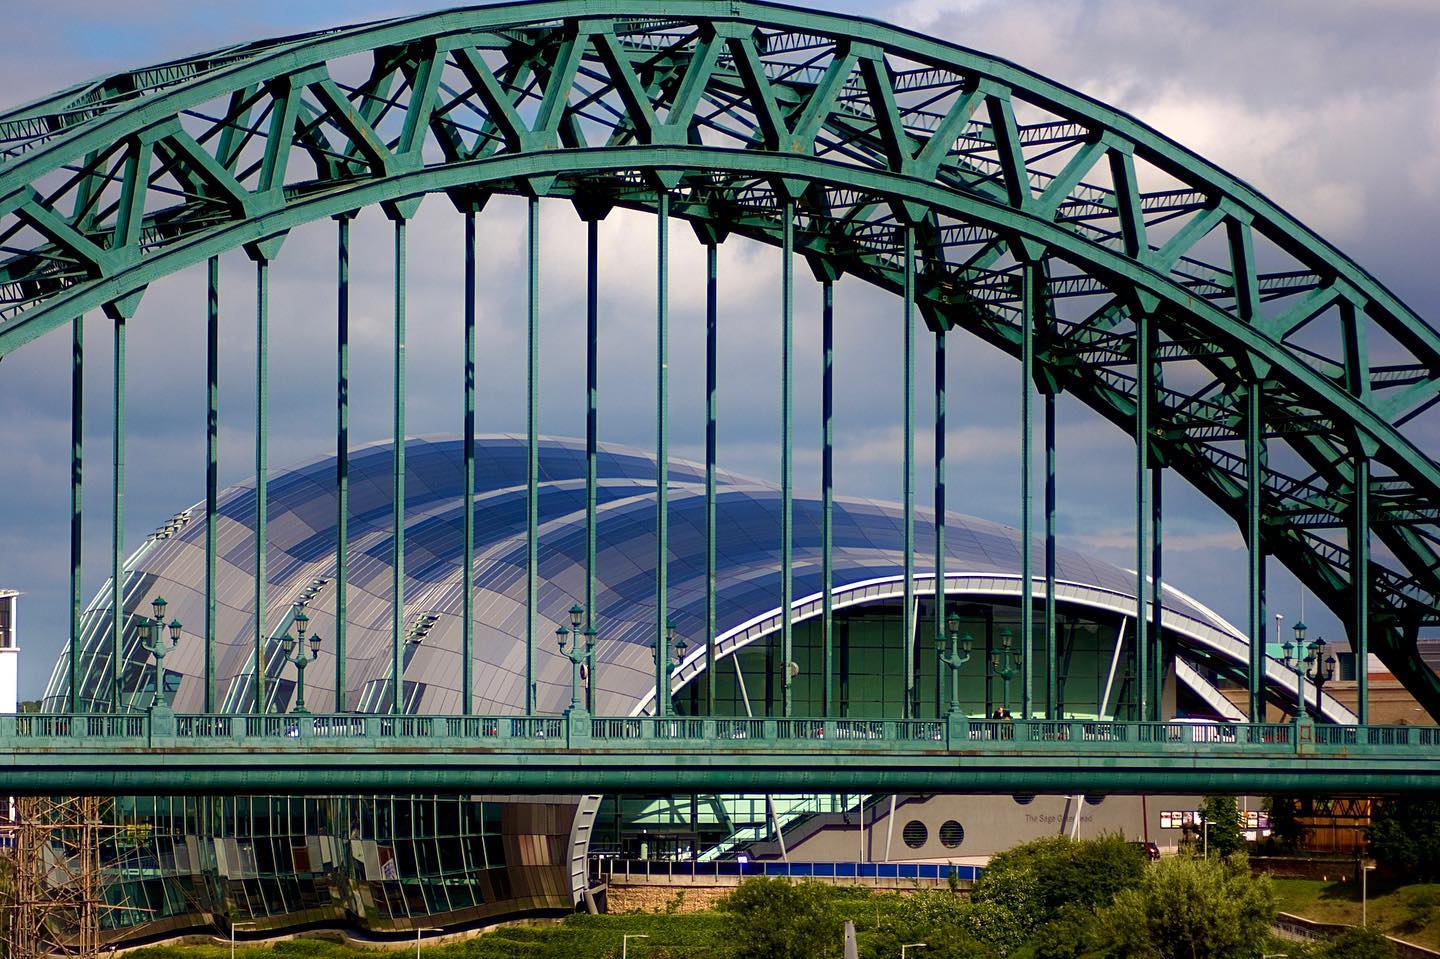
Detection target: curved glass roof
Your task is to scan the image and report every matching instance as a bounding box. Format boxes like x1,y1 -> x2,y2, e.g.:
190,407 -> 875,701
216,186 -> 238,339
52,436 -> 1223,716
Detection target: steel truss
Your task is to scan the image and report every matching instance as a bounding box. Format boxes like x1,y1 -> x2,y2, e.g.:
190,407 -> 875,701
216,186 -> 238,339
0,2 -> 1437,721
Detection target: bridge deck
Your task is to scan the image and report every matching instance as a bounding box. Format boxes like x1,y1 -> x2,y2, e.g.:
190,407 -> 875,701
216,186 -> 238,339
3,713 -> 1433,795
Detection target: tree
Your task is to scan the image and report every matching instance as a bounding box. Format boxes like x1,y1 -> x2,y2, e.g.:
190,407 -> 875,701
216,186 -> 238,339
1310,926 -> 1397,959
1088,853 -> 1275,959
720,878 -> 843,959
971,835 -> 1146,926
1199,796 -> 1246,858
1370,797 -> 1440,881
1263,795 -> 1306,851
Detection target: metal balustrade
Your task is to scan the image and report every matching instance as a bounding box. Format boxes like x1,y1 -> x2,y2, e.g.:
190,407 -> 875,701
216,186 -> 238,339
3,712 -> 1439,757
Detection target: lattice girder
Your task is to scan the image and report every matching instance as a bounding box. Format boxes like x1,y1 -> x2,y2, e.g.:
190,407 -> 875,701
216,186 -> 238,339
1,2 -> 1437,711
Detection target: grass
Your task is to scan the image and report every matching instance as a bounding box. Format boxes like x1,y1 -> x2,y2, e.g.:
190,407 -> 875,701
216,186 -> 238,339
1272,877 -> 1440,950
124,913 -> 735,959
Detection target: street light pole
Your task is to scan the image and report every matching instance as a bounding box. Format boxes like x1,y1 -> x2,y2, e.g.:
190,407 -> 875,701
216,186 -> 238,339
937,612 -> 973,718
1363,863 -> 1376,926
901,944 -> 928,959
991,628 -> 1020,715
281,610 -> 322,714
623,933 -> 649,959
1281,621 -> 1311,730
652,620 -> 688,718
136,597 -> 182,712
556,604 -> 593,717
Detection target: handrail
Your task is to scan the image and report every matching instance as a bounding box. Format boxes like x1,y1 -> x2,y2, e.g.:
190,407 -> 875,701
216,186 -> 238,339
3,713 -> 1437,759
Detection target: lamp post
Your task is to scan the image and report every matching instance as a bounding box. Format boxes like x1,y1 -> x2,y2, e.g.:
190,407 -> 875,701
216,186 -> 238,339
652,620 -> 688,718
414,926 -> 443,958
1281,621 -> 1311,729
556,603 -> 595,717
622,933 -> 649,958
1362,862 -> 1376,926
281,610 -> 322,715
937,611 -> 973,719
1305,635 -> 1336,719
991,627 -> 1020,715
137,597 -> 182,712
901,944 -> 928,959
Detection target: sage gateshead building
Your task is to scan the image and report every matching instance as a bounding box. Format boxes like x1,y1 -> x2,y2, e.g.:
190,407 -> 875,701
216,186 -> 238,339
42,437 -> 1350,941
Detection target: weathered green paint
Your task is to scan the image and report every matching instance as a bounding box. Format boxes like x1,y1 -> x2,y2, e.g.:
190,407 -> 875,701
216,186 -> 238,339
902,225 -> 916,719
821,278 -> 834,718
111,314 -> 124,713
1247,379 -> 1266,720
3,713 -> 1437,797
1151,465 -> 1164,716
334,216 -> 350,712
69,315 -> 82,713
1020,261 -> 1035,719
0,1 -> 1437,719
934,327 -> 947,710
463,211 -> 477,717
526,195 -> 539,716
205,257 -> 219,713
781,199 -> 794,718
1353,452 -> 1370,724
391,217 -> 407,715
705,240 -> 718,715
1135,307 -> 1150,721
656,190 -> 671,716
1044,390 -> 1057,719
586,217 -> 599,713
253,258 -> 268,714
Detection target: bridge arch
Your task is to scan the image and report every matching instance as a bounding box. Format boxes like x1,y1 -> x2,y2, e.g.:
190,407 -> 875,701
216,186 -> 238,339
2,2 -> 1437,717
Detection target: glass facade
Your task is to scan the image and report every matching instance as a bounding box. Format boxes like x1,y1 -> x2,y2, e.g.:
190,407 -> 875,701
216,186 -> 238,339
37,436 -> 1246,944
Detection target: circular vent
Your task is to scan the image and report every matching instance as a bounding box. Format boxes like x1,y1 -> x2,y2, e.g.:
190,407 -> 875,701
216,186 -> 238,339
1013,793 -> 1036,805
902,820 -> 928,849
1085,794 -> 1106,805
939,820 -> 965,848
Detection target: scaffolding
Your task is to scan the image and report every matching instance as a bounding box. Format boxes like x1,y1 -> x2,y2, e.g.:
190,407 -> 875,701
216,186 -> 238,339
3,796 -> 137,959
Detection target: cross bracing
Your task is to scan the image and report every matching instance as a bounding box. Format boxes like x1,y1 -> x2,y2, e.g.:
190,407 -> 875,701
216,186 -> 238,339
0,1 -> 1437,724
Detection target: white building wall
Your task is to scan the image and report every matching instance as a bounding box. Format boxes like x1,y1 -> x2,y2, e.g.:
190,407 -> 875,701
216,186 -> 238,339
0,592 -> 18,713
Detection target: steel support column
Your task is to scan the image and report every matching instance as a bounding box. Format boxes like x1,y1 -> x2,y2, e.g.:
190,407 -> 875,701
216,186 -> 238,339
253,257 -> 268,714
1044,389 -> 1057,719
1151,465 -> 1164,717
902,226 -> 916,718
586,218 -> 599,713
69,316 -> 82,712
656,191 -> 671,716
934,327 -> 947,710
1352,452 -> 1370,723
335,217 -> 350,712
525,195 -> 539,716
111,312 -> 125,712
390,217 -> 408,715
204,257 -> 219,712
1021,262 -> 1036,719
1246,379 -> 1266,721
705,240 -> 718,714
781,200 -> 794,718
1134,309 -> 1151,721
821,278 -> 834,718
463,211 -> 477,716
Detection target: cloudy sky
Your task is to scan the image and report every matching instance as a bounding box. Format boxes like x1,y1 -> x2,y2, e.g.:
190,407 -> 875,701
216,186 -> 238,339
2,1 -> 1438,697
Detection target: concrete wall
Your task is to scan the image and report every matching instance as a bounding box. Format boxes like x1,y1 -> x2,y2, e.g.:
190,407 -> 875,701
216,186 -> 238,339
752,793 -> 1236,862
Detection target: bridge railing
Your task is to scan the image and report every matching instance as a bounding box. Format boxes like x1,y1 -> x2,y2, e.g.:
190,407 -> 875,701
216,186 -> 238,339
1,713 -> 1434,756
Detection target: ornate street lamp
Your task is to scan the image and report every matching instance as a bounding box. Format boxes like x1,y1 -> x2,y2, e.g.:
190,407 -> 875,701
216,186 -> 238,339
556,603 -> 596,717
1281,620 -> 1312,728
991,627 -> 1021,716
937,610 -> 974,718
652,620 -> 689,718
281,609 -> 322,714
137,596 -> 182,711
1305,633 -> 1336,718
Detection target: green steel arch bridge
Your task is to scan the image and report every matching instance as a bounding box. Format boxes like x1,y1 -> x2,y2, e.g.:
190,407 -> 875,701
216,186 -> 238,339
3,1 -> 1439,795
